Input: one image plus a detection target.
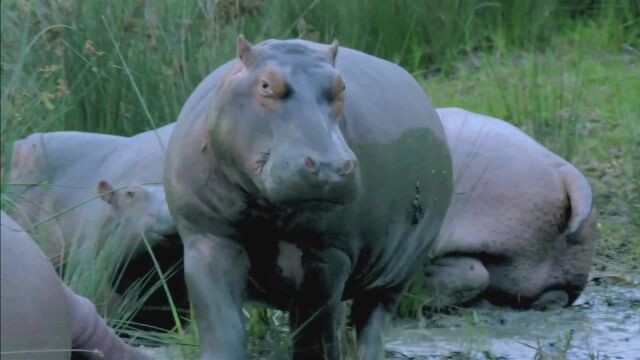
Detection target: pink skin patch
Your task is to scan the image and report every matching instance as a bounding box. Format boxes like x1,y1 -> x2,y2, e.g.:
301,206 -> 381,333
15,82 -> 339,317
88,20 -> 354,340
277,242 -> 304,288
195,240 -> 215,260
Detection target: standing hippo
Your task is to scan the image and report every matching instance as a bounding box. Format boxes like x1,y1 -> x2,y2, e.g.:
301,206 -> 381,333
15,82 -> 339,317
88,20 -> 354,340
0,211 -> 148,360
164,36 -> 452,359
423,108 -> 596,310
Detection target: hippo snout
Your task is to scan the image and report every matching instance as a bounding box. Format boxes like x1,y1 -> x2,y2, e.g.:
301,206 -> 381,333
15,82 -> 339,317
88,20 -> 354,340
301,154 -> 356,183
262,151 -> 359,206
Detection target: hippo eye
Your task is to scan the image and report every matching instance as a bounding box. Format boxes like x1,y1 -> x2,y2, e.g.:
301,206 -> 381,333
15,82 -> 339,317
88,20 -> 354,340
259,79 -> 275,98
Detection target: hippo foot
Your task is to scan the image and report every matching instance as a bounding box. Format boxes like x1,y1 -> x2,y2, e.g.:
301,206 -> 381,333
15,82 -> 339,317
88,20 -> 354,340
531,290 -> 569,311
423,256 -> 489,308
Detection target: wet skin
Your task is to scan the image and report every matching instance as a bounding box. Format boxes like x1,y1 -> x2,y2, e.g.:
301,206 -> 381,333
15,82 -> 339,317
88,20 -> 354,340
164,37 -> 452,359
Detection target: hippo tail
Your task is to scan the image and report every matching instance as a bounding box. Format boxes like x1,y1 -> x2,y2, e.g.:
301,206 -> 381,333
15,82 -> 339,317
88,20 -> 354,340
63,284 -> 149,360
8,136 -> 45,184
8,138 -> 27,182
559,163 -> 594,245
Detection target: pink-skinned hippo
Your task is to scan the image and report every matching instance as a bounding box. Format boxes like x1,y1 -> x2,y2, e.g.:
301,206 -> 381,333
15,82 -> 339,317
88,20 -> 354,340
95,180 -> 176,255
6,123 -> 175,263
0,211 -> 148,360
94,180 -> 187,329
5,125 -> 186,330
164,36 -> 452,359
423,108 -> 597,310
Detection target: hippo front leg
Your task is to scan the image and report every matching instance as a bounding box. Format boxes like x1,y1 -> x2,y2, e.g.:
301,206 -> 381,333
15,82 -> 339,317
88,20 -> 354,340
351,296 -> 394,360
64,285 -> 148,360
423,256 -> 489,307
289,247 -> 351,360
183,233 -> 250,360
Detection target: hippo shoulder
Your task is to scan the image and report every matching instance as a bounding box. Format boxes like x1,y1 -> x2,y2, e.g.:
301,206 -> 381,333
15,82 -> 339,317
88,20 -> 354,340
338,46 -> 441,145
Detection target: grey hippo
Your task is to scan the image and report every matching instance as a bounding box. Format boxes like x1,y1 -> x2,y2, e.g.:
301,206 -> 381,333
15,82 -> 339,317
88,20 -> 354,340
423,108 -> 596,310
0,211 -> 148,360
164,36 -> 452,359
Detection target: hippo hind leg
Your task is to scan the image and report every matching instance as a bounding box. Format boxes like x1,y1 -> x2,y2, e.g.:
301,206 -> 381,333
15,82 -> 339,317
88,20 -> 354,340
423,256 -> 489,308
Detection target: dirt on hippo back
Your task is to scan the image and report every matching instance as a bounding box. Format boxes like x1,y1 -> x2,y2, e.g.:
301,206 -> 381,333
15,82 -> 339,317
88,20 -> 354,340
386,273 -> 640,360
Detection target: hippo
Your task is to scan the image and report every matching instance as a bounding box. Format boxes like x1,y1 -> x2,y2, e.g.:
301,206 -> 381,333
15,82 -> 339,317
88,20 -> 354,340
164,36 -> 452,359
422,108 -> 597,310
0,211 -> 148,360
5,125 -> 186,330
6,123 -> 175,262
95,180 -> 176,255
95,180 -> 188,329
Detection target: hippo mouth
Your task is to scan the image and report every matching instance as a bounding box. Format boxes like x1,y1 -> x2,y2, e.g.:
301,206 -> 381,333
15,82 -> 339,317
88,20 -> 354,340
278,197 -> 348,211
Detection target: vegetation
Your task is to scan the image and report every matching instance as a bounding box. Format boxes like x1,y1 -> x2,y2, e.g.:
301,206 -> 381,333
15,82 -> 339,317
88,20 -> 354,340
1,0 -> 638,358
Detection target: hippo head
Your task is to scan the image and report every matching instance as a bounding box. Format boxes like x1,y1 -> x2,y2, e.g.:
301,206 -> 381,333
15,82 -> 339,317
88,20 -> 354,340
97,181 -> 176,254
208,36 -> 359,208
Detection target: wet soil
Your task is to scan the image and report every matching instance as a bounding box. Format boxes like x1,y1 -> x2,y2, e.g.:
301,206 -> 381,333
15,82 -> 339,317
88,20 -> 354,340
386,274 -> 640,359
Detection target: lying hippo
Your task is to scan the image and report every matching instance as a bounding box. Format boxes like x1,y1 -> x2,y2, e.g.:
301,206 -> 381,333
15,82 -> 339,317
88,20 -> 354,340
96,180 -> 175,255
164,36 -> 452,359
6,123 -> 175,262
423,108 -> 596,310
0,211 -> 148,360
6,125 -> 185,329
95,180 -> 187,329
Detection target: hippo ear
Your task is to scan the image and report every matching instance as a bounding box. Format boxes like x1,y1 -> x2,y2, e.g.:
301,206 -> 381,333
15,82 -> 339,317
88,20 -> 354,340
237,34 -> 255,68
97,180 -> 115,205
327,40 -> 339,66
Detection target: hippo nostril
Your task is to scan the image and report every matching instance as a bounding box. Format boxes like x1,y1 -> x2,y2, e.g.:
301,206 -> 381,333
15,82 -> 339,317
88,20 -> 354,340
304,156 -> 317,171
341,160 -> 354,175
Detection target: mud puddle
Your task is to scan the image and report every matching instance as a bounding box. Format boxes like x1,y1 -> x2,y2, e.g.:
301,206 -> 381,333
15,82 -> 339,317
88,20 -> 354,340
139,274 -> 639,359
386,275 -> 640,359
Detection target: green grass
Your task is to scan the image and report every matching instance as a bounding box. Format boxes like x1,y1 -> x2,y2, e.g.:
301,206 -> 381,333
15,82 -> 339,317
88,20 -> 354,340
1,0 -> 639,358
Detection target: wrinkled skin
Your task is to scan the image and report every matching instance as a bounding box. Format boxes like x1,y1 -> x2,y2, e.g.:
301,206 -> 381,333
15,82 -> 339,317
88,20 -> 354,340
5,125 -> 186,329
423,108 -> 597,310
164,37 -> 452,359
1,211 -> 148,360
